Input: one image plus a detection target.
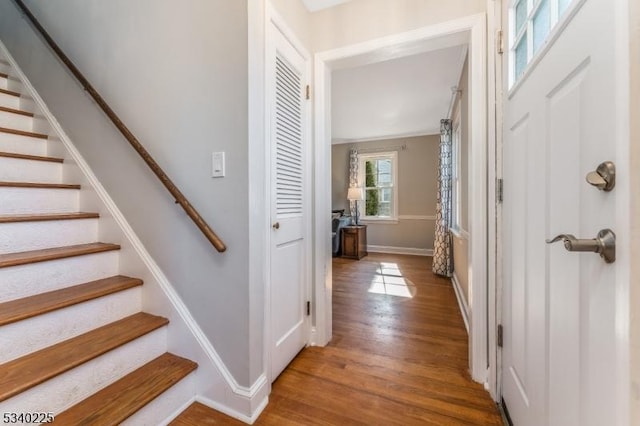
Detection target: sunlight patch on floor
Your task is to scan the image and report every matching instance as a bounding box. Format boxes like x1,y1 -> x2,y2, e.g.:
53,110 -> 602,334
368,262 -> 417,298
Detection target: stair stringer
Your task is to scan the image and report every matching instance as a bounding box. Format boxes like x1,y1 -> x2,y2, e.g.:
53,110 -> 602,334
0,40 -> 269,425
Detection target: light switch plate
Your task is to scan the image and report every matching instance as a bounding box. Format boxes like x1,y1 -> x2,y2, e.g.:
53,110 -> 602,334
212,152 -> 225,178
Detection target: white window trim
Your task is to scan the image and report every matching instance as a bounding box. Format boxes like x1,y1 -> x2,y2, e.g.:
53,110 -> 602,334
357,151 -> 399,221
360,217 -> 399,224
451,104 -> 462,232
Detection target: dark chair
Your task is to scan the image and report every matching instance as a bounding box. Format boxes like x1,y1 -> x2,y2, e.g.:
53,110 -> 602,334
332,215 -> 352,257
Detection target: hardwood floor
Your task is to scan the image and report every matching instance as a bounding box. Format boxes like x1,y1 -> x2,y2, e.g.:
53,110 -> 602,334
171,253 -> 502,425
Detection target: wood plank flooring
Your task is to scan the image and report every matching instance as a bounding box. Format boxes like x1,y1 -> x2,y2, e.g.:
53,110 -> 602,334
172,254 -> 502,425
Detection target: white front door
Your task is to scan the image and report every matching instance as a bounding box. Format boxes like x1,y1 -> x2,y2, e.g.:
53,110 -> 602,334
268,21 -> 309,382
501,0 -> 629,425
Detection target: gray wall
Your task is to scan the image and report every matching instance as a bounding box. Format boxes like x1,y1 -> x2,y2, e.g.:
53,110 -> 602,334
332,135 -> 439,250
0,0 -> 257,387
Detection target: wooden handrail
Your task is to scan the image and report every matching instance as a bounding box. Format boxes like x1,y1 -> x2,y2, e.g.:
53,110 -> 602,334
13,0 -> 227,252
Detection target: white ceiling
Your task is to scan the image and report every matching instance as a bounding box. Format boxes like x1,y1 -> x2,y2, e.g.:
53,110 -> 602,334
301,0 -> 352,12
331,45 -> 467,143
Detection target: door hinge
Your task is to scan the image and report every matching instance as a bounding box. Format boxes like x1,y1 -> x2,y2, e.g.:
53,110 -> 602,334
497,324 -> 503,348
496,30 -> 504,55
497,178 -> 504,203
305,85 -> 311,100
306,301 -> 311,316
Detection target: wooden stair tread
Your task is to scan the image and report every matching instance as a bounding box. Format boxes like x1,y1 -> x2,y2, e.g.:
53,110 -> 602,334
0,72 -> 7,79
0,275 -> 143,326
0,126 -> 47,139
0,212 -> 99,223
0,87 -> 20,97
0,242 -> 120,268
55,353 -> 197,425
0,151 -> 63,163
0,312 -> 168,402
0,181 -> 80,189
0,105 -> 34,117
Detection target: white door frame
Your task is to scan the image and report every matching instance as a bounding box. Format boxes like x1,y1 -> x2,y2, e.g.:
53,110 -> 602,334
312,13 -> 497,389
630,0 -> 640,423
263,2 -> 313,384
487,0 -> 503,402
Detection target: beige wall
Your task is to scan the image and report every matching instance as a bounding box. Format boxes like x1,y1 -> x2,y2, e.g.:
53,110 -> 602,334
455,55 -> 470,232
331,144 -> 351,211
311,0 -> 486,52
452,231 -> 469,306
269,0 -> 313,50
332,135 -> 439,250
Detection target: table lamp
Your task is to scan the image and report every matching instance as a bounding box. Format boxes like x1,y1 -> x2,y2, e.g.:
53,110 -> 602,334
347,187 -> 364,225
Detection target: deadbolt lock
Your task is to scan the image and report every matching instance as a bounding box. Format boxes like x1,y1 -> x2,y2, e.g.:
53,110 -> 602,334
586,161 -> 615,192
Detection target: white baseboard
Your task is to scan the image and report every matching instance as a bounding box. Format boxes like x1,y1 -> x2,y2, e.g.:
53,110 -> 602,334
451,272 -> 470,334
308,326 -> 318,346
450,227 -> 470,240
0,39 -> 265,422
197,393 -> 269,425
367,245 -> 433,257
159,396 -> 196,426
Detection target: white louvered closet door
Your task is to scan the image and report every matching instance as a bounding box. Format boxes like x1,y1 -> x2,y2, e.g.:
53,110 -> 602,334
268,21 -> 309,382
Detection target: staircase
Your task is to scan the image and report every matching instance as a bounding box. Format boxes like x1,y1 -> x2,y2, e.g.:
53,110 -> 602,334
0,56 -> 199,423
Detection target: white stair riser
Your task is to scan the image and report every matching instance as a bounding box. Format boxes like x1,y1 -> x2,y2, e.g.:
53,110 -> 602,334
0,218 -> 98,254
123,372 -> 195,426
0,157 -> 62,184
0,110 -> 32,132
0,91 -> 19,110
0,327 -> 167,417
0,76 -> 7,90
0,132 -> 46,156
0,287 -> 142,364
0,187 -> 78,214
0,251 -> 119,303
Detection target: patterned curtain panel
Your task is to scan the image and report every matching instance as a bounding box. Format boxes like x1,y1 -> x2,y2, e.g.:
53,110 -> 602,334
432,119 -> 453,277
349,148 -> 358,218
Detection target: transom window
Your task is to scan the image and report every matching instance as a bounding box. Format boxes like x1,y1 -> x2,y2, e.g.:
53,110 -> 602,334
510,0 -> 575,87
358,152 -> 398,220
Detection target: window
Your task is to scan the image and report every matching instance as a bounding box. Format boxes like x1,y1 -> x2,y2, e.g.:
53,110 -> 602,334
510,0 -> 576,87
451,119 -> 462,231
358,152 -> 398,221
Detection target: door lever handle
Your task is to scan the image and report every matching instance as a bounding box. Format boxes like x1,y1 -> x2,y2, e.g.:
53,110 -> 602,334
546,229 -> 616,263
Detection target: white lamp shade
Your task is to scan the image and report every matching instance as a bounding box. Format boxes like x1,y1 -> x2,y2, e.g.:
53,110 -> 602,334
347,187 -> 364,201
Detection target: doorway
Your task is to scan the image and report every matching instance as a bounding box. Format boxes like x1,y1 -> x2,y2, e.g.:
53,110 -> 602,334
312,13 -> 495,392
